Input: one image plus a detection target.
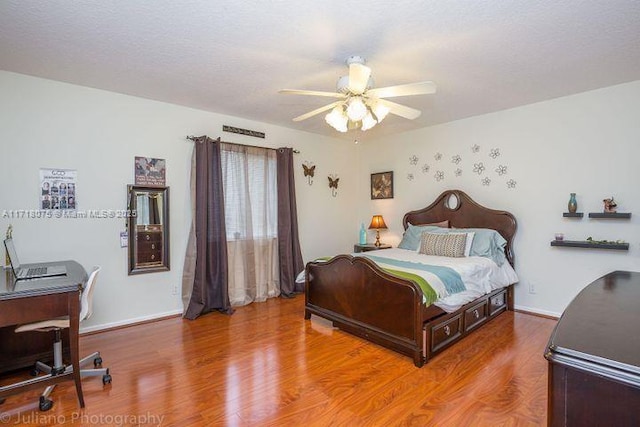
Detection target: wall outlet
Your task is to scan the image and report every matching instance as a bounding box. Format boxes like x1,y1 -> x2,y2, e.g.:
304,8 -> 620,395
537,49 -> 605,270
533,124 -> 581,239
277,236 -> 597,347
528,282 -> 536,294
172,284 -> 178,295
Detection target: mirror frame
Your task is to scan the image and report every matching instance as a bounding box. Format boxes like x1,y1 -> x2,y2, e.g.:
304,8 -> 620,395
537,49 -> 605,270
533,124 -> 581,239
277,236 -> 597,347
127,185 -> 170,275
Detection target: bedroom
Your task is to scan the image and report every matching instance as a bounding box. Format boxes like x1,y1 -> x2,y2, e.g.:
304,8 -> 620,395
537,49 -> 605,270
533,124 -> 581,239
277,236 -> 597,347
1,1 -> 639,425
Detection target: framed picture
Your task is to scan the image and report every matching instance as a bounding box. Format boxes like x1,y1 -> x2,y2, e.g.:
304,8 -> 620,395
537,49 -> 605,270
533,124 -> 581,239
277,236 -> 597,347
371,171 -> 394,199
135,157 -> 166,187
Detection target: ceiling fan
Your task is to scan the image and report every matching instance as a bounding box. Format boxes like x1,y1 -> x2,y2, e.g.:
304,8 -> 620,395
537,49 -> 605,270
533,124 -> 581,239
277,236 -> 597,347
279,56 -> 436,132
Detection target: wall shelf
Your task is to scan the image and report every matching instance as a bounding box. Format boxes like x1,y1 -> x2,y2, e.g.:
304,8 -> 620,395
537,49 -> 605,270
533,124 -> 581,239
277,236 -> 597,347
550,240 -> 629,251
563,212 -> 584,218
588,212 -> 632,219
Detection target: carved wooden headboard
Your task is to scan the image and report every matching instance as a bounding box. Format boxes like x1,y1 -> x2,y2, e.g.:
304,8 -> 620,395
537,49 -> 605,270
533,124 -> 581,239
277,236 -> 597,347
402,189 -> 517,266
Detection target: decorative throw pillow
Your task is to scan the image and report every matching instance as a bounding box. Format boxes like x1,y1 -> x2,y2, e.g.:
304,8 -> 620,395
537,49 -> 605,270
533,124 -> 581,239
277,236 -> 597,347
418,232 -> 468,257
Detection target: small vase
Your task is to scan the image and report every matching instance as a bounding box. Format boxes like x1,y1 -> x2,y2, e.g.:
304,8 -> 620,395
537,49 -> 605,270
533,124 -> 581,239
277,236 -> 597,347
568,193 -> 577,213
359,223 -> 367,245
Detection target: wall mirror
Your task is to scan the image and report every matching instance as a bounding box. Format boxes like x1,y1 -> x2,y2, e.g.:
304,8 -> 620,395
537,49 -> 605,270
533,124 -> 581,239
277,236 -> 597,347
127,185 -> 170,275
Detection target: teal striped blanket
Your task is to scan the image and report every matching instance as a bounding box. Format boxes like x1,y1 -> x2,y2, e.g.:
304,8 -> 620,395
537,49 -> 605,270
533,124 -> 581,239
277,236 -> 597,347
358,253 -> 465,305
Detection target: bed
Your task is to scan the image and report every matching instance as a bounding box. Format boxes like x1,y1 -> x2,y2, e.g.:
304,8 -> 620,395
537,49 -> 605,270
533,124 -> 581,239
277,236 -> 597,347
304,189 -> 517,367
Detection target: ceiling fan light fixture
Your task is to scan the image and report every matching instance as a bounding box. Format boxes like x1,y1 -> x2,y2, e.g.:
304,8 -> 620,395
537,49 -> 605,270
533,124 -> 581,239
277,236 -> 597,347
325,106 -> 348,132
280,56 -> 436,133
346,96 -> 368,122
361,111 -> 377,131
371,101 -> 390,123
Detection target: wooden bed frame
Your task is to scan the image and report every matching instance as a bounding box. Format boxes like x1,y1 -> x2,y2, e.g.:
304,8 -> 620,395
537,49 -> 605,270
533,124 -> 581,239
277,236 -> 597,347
304,190 -> 517,367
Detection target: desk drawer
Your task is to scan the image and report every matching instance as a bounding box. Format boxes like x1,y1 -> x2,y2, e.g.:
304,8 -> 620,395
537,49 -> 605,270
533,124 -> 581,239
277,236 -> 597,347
464,301 -> 488,332
430,314 -> 463,353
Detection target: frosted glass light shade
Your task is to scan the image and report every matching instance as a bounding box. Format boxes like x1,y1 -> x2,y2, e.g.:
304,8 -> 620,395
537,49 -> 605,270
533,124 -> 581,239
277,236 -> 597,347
371,101 -> 390,122
361,111 -> 377,131
346,97 -> 367,122
325,107 -> 348,132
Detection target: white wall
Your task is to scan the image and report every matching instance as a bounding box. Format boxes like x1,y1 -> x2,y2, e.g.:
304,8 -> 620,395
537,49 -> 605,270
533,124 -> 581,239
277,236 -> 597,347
359,80 -> 640,317
5,70 -> 637,324
0,71 -> 359,330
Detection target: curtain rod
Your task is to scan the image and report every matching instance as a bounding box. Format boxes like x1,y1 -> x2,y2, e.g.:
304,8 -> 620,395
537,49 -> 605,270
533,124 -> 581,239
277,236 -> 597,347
186,135 -> 300,154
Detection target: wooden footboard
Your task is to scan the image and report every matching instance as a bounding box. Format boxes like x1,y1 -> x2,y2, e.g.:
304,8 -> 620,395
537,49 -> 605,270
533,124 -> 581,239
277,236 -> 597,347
305,255 -> 426,367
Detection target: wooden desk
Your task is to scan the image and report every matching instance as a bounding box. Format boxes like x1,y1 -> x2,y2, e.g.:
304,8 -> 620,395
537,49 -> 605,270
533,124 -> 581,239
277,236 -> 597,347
0,261 -> 87,407
545,270 -> 640,426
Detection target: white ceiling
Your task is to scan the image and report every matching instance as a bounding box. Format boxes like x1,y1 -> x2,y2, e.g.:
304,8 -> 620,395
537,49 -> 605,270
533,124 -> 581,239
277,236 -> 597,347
1,1 -> 640,141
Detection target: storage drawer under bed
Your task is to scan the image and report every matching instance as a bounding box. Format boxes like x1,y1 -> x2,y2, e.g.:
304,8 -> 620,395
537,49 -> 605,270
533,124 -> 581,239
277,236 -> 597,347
464,300 -> 488,332
430,313 -> 463,353
489,289 -> 508,316
424,287 -> 510,360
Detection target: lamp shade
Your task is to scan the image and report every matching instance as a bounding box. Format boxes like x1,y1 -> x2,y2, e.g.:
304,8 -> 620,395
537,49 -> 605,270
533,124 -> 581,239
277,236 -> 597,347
368,215 -> 388,230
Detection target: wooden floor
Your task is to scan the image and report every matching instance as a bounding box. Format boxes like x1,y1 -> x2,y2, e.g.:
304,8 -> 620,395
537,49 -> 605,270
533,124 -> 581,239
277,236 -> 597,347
0,296 -> 556,426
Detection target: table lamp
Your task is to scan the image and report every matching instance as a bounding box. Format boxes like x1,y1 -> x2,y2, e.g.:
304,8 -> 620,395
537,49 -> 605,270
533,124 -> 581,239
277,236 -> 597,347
368,215 -> 388,247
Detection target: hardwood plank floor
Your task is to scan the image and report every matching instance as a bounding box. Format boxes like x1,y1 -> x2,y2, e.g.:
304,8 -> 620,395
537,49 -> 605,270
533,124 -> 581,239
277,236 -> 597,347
0,296 -> 556,426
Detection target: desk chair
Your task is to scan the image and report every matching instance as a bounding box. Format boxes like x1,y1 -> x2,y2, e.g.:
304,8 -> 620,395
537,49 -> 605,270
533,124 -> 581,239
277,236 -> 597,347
14,266 -> 112,411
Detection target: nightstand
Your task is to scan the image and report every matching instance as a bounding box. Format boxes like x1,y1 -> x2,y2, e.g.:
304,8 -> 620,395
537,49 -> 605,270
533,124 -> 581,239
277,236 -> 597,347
353,243 -> 392,253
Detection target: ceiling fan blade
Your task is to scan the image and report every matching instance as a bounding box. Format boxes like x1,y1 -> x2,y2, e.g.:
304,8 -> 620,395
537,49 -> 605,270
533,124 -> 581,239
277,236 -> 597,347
377,99 -> 422,120
367,81 -> 437,98
279,89 -> 346,98
292,101 -> 342,122
348,63 -> 372,95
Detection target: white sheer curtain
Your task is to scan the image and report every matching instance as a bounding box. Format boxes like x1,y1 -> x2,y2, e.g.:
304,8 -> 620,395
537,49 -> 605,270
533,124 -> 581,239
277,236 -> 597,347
221,144 -> 280,306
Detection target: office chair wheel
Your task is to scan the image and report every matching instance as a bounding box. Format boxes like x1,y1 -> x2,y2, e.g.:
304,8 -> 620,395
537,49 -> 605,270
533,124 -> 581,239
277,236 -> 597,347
94,356 -> 103,367
30,367 -> 40,377
39,396 -> 53,411
102,373 -> 112,385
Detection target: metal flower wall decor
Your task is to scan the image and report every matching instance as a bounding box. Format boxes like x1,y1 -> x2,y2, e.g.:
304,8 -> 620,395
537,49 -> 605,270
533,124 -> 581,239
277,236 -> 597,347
405,144 -> 516,189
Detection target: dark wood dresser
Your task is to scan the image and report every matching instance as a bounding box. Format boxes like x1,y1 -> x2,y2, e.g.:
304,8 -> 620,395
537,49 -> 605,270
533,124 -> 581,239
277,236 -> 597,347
135,225 -> 163,266
545,271 -> 640,426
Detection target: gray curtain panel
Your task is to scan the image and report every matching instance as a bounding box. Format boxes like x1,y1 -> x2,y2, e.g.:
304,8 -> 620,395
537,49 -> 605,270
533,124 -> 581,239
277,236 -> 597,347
276,147 -> 305,295
183,136 -> 233,319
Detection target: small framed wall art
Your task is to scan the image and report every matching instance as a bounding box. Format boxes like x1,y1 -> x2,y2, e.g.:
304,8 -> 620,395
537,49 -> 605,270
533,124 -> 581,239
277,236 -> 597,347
135,157 -> 166,187
371,171 -> 394,200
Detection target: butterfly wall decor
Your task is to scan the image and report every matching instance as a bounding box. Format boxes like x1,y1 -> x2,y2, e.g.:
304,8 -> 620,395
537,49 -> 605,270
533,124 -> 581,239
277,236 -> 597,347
328,174 -> 339,197
302,161 -> 315,185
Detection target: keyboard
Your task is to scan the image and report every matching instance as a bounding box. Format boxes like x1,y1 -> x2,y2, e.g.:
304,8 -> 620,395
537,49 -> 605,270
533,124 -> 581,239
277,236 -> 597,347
26,267 -> 47,276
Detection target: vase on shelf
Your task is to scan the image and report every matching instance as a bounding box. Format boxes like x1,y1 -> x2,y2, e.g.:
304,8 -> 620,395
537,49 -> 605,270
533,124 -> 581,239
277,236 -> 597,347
568,193 -> 577,213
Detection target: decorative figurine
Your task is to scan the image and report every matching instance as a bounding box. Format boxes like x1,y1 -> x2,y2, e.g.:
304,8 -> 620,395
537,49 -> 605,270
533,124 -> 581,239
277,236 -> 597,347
603,197 -> 617,213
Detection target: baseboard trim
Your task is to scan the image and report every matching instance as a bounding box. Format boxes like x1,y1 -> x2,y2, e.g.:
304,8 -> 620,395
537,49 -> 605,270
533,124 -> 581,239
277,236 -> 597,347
513,304 -> 560,320
80,309 -> 183,335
